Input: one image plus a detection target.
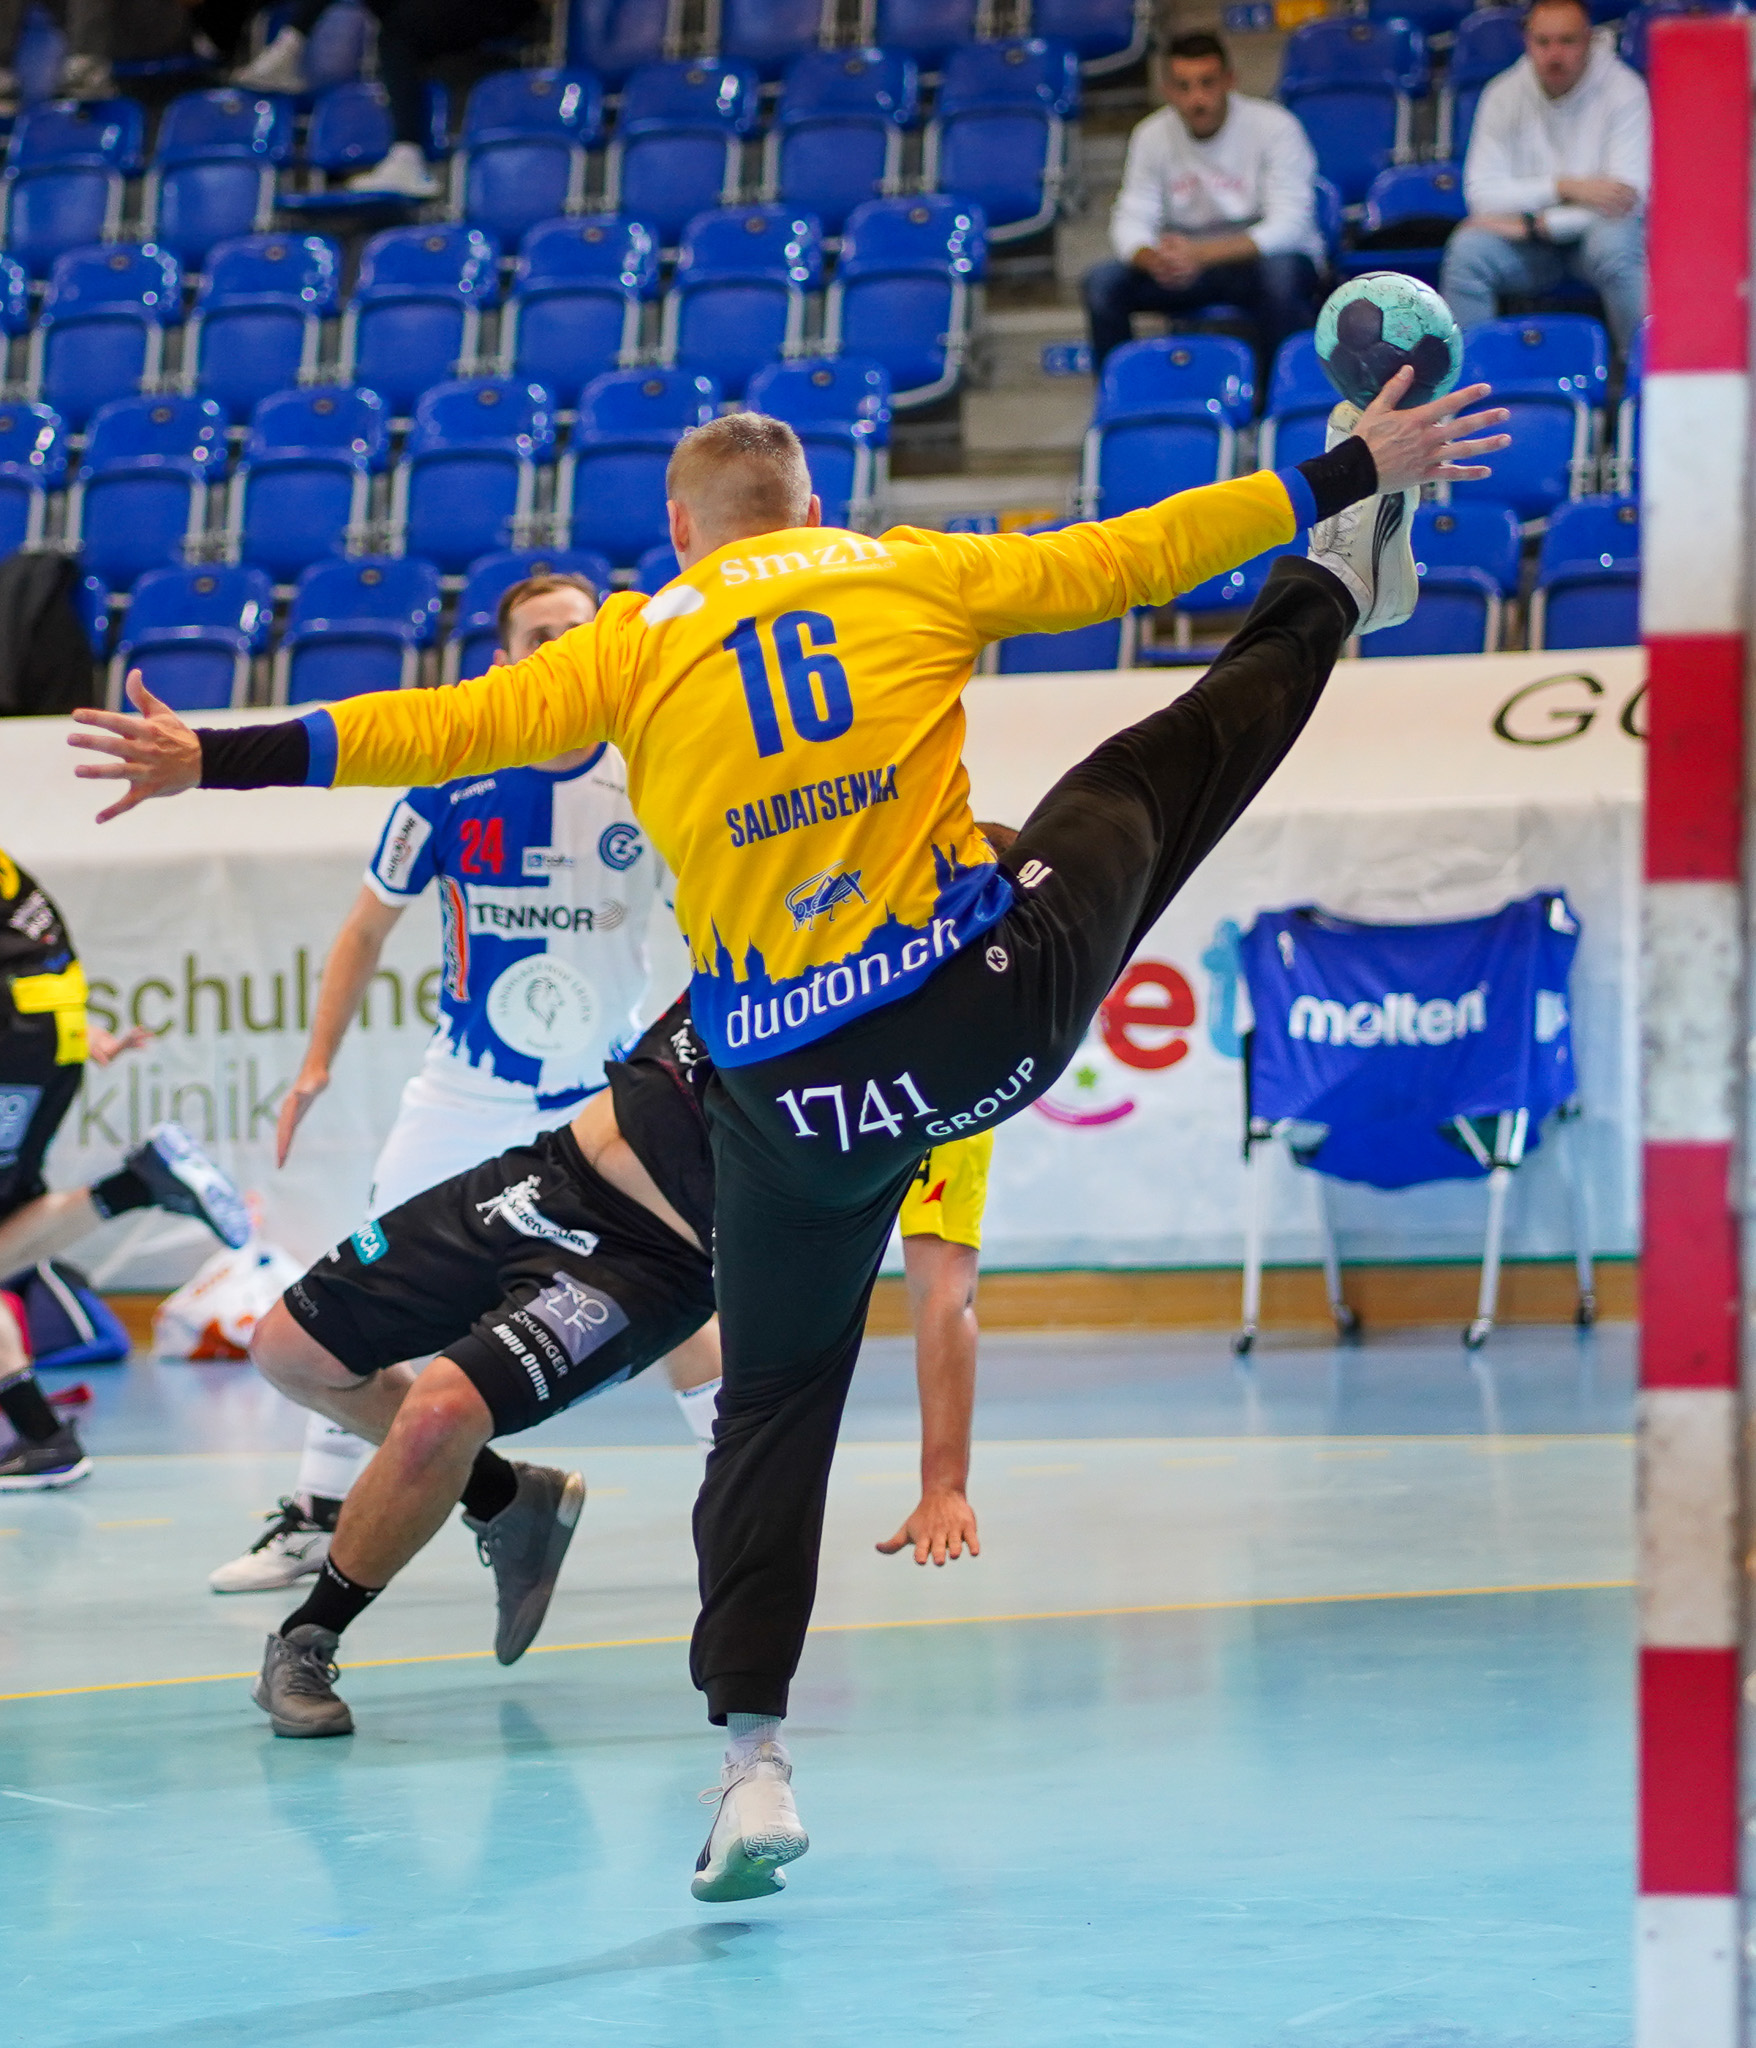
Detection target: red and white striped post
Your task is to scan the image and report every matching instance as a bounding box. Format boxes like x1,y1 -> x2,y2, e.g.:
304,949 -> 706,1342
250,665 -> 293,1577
1638,16 -> 1752,2043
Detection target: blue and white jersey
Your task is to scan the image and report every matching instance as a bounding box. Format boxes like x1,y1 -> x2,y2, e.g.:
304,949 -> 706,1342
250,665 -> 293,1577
364,748 -> 673,1109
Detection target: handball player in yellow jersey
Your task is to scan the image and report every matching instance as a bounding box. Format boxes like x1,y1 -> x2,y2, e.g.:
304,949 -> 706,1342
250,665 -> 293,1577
71,363 -> 1508,1899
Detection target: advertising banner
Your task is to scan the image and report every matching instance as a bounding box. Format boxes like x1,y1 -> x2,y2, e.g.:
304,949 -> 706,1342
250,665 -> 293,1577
5,646 -> 1643,1283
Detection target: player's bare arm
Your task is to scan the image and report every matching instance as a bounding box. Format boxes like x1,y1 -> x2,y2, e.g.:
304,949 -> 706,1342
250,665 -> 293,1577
277,887 -> 406,1167
879,1233 -> 982,1568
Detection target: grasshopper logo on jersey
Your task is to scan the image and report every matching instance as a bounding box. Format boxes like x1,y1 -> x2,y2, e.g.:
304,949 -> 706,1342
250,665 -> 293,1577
598,822 -> 645,872
474,1175 -> 600,1258
786,865 -> 867,932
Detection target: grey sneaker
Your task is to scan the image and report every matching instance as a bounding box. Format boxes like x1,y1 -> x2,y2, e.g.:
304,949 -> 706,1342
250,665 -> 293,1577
127,1122 -> 251,1248
0,1423 -> 91,1490
464,1463 -> 585,1665
251,1625 -> 354,1738
1307,400 -> 1419,634
692,1741 -> 810,1902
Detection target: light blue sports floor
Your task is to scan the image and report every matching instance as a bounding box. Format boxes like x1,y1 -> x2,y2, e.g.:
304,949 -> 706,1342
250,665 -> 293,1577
2,1323 -> 1633,2047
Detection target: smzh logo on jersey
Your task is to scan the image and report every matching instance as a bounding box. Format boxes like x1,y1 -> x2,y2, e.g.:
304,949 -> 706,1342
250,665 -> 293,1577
474,1174 -> 601,1257
786,866 -> 867,932
598,822 -> 645,872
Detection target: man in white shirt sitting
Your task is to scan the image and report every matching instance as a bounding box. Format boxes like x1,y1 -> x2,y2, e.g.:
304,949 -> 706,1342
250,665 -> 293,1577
1084,31 -> 1324,372
1440,0 -> 1648,351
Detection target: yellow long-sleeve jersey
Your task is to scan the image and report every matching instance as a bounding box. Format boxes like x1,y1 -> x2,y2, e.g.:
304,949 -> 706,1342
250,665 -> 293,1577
295,471 -> 1300,1065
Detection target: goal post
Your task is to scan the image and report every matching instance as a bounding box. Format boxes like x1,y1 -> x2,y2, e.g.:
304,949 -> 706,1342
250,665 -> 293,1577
1637,14 -> 1753,2044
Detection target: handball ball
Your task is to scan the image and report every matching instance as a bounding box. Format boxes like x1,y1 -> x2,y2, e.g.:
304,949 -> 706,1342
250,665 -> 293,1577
1315,272 -> 1462,411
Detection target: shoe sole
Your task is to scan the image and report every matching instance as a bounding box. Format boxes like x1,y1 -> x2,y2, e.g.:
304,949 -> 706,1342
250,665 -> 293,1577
691,1829 -> 808,1903
496,1471 -> 586,1666
209,1557 -> 327,1593
250,1675 -> 354,1738
0,1456 -> 93,1491
1361,490 -> 1419,634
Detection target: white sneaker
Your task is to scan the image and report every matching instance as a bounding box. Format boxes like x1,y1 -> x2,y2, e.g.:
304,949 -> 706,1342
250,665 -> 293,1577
233,26 -> 306,92
210,1496 -> 333,1592
345,142 -> 438,199
691,1741 -> 809,1901
1306,400 -> 1419,635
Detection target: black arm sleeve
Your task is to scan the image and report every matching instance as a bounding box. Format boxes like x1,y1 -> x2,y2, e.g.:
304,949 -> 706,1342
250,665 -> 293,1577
197,722 -> 311,789
1296,436 -> 1379,524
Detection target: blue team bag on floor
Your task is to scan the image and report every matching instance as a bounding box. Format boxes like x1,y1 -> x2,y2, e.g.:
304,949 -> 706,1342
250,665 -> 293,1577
2,1259 -> 131,1367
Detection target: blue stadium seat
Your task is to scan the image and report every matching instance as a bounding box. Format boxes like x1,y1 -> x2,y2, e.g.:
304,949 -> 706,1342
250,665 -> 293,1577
184,233 -> 341,425
447,545 -> 615,679
926,39 -> 1080,242
279,556 -> 442,703
111,562 -> 274,711
142,90 -> 296,268
1610,313 -> 1647,493
718,0 -> 828,79
634,542 -> 681,592
1369,0 -> 1471,38
227,384 -> 389,583
1344,162 -> 1466,285
303,0 -> 372,91
0,400 -> 66,555
825,196 -> 986,407
1616,0 -> 1740,75
279,80 -> 450,215
1026,0 -> 1147,75
1357,503 -> 1521,658
765,48 -> 918,237
338,224 -> 501,417
1443,9 -> 1524,159
1257,330 -> 1332,469
452,68 -> 605,251
1079,336 -> 1256,517
66,393 -> 227,589
566,0 -> 676,84
996,615 -> 1128,673
873,0 -> 979,67
499,214 -> 659,411
662,204 -> 823,398
1279,18 -> 1426,203
607,60 -> 761,246
391,378 -> 557,575
1530,493 -> 1640,648
559,367 -> 717,566
29,244 -> 184,431
1,98 -> 143,278
1453,314 -> 1610,520
746,356 -> 890,526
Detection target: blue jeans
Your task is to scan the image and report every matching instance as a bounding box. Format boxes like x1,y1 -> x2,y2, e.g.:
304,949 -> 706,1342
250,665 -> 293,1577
1439,215 -> 1646,353
1083,254 -> 1322,371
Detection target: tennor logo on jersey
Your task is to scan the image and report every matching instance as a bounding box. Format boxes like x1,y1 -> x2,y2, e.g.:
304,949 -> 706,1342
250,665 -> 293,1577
376,801 -> 433,892
1288,986 -> 1487,1048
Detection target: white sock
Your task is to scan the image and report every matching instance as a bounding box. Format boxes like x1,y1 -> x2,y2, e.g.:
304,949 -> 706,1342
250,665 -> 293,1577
725,1712 -> 785,1766
673,1377 -> 720,1451
294,1410 -> 371,1505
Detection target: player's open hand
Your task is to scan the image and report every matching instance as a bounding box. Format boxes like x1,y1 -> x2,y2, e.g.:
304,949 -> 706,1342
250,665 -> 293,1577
87,1023 -> 154,1065
1352,366 -> 1511,493
68,672 -> 203,822
276,1065 -> 329,1168
877,1486 -> 981,1566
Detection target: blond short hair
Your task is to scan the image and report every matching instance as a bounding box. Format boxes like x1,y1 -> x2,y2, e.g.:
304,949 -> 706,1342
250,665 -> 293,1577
666,413 -> 813,540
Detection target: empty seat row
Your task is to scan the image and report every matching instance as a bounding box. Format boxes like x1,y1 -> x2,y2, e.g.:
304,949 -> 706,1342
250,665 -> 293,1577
567,0 -> 1145,80
14,201 -> 979,430
106,542 -> 685,712
7,354 -> 890,590
1081,316 -> 1615,526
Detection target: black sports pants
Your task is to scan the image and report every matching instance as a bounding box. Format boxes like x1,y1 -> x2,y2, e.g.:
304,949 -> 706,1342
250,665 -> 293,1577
692,557 -> 1357,1720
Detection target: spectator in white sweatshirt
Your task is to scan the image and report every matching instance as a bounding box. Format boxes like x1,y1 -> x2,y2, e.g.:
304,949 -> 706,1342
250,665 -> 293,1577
1085,31 -> 1324,372
1440,0 -> 1648,351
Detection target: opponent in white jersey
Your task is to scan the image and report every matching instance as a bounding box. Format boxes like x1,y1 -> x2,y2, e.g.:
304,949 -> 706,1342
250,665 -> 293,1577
210,575 -> 715,1592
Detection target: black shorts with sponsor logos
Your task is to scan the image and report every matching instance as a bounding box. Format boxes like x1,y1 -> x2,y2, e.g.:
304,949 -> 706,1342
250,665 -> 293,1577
283,1125 -> 715,1435
0,1029 -> 81,1222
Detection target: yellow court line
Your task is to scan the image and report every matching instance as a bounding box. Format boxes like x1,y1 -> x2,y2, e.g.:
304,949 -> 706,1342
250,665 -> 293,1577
86,1432 -> 1634,1462
0,1578 -> 1634,1706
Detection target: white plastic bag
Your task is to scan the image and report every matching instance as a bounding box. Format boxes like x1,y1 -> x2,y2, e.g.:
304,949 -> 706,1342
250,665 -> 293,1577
153,1239 -> 305,1361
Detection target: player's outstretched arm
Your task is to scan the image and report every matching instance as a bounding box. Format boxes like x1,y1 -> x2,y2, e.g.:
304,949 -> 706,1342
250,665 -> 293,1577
278,886 -> 406,1167
878,1234 -> 981,1567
